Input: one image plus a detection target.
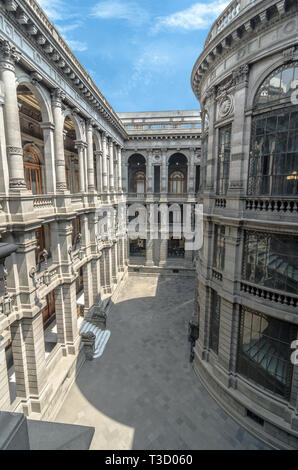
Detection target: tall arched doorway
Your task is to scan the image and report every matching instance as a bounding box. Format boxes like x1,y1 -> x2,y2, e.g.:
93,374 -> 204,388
128,154 -> 146,194
168,153 -> 188,194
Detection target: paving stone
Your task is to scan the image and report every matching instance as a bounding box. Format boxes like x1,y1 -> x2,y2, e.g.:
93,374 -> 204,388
56,276 -> 270,450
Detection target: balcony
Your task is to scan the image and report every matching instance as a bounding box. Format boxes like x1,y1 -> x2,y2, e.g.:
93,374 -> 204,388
240,281 -> 298,310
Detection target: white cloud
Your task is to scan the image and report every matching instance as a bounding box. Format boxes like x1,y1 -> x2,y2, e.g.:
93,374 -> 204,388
153,1 -> 229,33
37,0 -> 66,21
66,40 -> 88,52
91,1 -> 149,26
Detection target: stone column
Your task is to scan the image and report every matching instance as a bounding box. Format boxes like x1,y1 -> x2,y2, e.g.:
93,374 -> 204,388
123,161 -> 128,193
62,281 -> 78,355
97,151 -> 103,194
104,248 -> 112,294
228,65 -> 250,198
11,314 -> 48,414
0,40 -> 26,191
83,262 -> 93,316
161,150 -> 168,195
147,152 -> 153,194
0,89 -> 10,195
108,139 -> 115,192
159,239 -> 168,267
75,141 -> 86,193
54,285 -> 67,348
124,237 -> 128,266
86,120 -> 95,192
146,239 -> 154,267
188,151 -> 195,196
102,133 -> 109,193
117,146 -> 123,192
205,87 -> 217,194
111,242 -> 118,284
51,88 -> 68,193
40,122 -> 56,194
114,149 -> 118,193
91,254 -> 102,305
99,255 -> 106,292
0,336 -> 10,410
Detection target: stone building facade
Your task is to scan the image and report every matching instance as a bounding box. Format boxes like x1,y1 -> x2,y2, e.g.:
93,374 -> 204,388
0,1 -> 202,422
0,0 -> 129,420
118,111 -> 201,269
191,0 -> 298,450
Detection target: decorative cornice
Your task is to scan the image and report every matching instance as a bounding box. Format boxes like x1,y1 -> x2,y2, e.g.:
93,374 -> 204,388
191,0 -> 297,100
1,0 -> 128,139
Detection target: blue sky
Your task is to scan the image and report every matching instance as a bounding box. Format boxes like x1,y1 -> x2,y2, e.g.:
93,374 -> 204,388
37,0 -> 229,112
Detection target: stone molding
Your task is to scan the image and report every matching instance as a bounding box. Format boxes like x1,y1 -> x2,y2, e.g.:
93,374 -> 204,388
191,0 -> 297,99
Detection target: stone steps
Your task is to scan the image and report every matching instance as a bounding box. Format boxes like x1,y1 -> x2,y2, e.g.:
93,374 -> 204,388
80,321 -> 111,359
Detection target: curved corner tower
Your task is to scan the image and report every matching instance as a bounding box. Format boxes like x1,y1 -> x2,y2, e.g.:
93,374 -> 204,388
191,0 -> 298,449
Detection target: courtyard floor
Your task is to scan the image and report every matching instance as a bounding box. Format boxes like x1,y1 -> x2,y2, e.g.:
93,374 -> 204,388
56,275 -> 269,450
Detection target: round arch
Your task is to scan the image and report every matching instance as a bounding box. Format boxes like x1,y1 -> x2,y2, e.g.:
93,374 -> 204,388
93,130 -> 102,152
167,151 -> 189,165
246,58 -> 297,109
128,153 -> 147,194
63,111 -> 84,142
168,153 -> 188,193
16,76 -> 53,123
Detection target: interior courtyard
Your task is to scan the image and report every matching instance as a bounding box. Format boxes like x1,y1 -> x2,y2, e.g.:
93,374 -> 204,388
0,0 -> 297,451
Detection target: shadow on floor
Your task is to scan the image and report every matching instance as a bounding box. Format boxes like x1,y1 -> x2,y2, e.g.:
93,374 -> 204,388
56,275 -> 270,451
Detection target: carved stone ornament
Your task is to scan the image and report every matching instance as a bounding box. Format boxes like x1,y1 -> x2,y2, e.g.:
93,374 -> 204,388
51,88 -> 66,107
0,40 -> 21,66
7,146 -> 23,156
203,111 -> 209,131
10,178 -> 26,189
283,47 -> 296,62
218,94 -> 234,118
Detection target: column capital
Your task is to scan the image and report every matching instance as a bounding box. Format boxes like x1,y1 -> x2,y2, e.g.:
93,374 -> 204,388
86,118 -> 96,131
0,40 -> 20,71
75,140 -> 87,151
40,121 -> 55,131
51,88 -> 66,108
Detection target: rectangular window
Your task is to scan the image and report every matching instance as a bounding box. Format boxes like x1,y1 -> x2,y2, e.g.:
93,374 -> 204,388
209,290 -> 221,354
195,166 -> 201,193
237,307 -> 296,399
154,166 -> 160,193
217,125 -> 231,195
248,108 -> 298,196
242,231 -> 298,294
72,216 -> 81,246
213,225 -> 225,271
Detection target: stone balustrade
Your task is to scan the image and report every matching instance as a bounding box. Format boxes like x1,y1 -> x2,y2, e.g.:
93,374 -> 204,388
240,281 -> 298,309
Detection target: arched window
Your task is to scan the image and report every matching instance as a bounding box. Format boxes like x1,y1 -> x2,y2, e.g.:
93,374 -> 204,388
248,63 -> 298,196
134,171 -> 146,194
23,147 -> 43,195
170,171 -> 184,194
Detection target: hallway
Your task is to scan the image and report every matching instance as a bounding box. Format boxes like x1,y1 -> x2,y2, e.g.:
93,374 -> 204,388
56,275 -> 268,450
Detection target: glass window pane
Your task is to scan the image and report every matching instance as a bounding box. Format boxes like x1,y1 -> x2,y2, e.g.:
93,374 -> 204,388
238,308 -> 296,399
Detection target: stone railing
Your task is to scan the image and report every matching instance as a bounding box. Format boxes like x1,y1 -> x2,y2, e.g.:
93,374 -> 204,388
240,281 -> 298,309
212,268 -> 223,281
204,0 -> 260,46
245,198 -> 298,214
33,196 -> 54,209
124,122 -> 201,132
215,198 -> 227,208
